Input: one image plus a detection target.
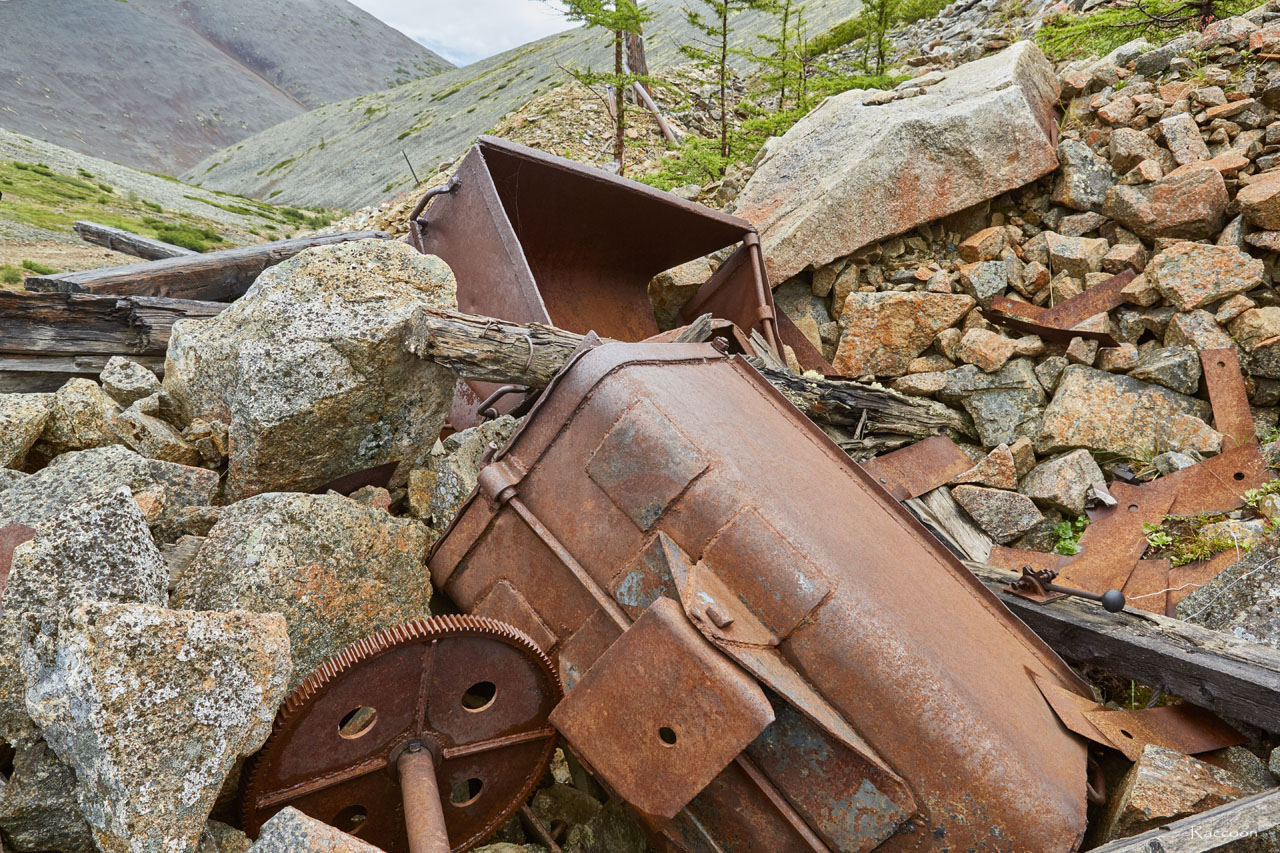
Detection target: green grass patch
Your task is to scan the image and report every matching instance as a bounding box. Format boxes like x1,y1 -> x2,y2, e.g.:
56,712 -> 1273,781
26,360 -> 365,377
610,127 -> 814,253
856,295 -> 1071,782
20,260 -> 56,275
1036,0 -> 1265,60
1,266 -> 22,285
140,216 -> 224,252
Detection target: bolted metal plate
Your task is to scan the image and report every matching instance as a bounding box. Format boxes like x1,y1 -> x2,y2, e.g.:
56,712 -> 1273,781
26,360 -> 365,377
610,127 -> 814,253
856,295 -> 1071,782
587,400 -> 708,531
746,698 -> 913,852
549,597 -> 774,820
702,508 -> 829,640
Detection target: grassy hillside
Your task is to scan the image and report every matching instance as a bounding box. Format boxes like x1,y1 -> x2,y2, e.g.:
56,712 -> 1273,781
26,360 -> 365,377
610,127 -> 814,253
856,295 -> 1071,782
0,128 -> 339,288
0,0 -> 451,175
185,0 -> 866,209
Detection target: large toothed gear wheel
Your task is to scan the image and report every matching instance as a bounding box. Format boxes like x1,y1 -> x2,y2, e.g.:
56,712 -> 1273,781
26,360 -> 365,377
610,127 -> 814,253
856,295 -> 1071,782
241,615 -> 563,853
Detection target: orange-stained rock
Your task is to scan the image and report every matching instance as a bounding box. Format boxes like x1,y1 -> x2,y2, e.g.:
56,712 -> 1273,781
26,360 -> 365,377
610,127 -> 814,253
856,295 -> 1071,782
1238,169 -> 1280,229
1103,166 -> 1228,240
1100,744 -> 1263,841
1148,242 -> 1264,311
1037,365 -> 1214,455
736,42 -> 1060,282
832,291 -> 974,377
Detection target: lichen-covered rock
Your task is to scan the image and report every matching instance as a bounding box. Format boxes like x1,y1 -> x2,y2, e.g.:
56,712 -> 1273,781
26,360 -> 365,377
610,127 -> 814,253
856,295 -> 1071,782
246,807 -> 381,852
111,404 -> 202,467
648,257 -> 713,330
1148,242 -> 1264,311
0,487 -> 172,744
1231,307 -> 1280,379
0,468 -> 26,492
833,292 -> 974,377
936,359 -> 1045,446
563,799 -> 650,853
1037,366 -> 1214,456
1018,449 -> 1105,515
100,357 -> 162,407
1165,309 -> 1235,351
951,485 -> 1044,544
1099,744 -> 1263,841
1050,140 -> 1116,212
0,445 -> 218,536
21,603 -> 291,853
199,821 -> 252,853
0,393 -> 53,468
1238,169 -> 1280,229
1102,165 -> 1228,240
954,328 -> 1016,372
171,492 -> 431,683
950,443 -> 1018,489
164,239 -> 458,500
1158,113 -> 1210,165
407,416 -> 519,535
1177,530 -> 1280,647
735,42 -> 1060,282
0,737 -> 94,853
38,378 -> 121,456
1128,345 -> 1201,395
1045,232 -> 1109,279
5,486 -> 166,614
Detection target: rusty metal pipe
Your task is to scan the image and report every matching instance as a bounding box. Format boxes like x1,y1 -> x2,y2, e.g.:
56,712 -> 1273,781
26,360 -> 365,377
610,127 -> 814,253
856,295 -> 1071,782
398,744 -> 451,853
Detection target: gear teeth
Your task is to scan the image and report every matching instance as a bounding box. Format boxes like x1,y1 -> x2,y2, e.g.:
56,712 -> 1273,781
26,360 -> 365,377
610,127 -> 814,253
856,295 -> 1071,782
241,613 -> 563,847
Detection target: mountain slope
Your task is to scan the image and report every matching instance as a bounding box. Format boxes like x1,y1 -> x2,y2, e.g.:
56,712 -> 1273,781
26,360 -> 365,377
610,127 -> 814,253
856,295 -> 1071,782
185,0 -> 863,209
0,0 -> 451,175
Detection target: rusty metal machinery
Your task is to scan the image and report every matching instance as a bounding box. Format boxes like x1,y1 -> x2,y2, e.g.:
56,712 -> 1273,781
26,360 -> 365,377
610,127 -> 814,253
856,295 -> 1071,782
241,616 -> 562,853
406,136 -> 829,428
430,340 -> 1098,852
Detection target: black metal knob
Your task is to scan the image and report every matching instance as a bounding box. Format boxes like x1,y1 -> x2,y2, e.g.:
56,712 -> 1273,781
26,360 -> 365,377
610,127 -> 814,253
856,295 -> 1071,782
1101,589 -> 1126,613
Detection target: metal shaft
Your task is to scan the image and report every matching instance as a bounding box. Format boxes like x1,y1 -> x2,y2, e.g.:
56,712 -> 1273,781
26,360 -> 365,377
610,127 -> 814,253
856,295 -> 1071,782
398,744 -> 451,853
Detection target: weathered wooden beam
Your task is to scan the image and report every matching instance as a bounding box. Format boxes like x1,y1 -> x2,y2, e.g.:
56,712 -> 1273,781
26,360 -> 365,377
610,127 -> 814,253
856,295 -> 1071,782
25,230 -> 390,301
0,292 -> 225,358
1092,787 -> 1280,851
403,306 -> 971,439
965,560 -> 1280,733
0,354 -> 167,393
73,221 -> 196,260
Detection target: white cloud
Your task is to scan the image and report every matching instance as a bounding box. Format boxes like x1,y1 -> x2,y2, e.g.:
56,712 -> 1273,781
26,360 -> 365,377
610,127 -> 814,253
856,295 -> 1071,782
347,0 -> 578,66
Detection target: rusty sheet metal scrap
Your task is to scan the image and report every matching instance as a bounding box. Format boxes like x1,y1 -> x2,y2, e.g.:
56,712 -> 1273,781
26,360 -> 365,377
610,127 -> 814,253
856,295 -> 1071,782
982,269 -> 1136,346
988,348 -> 1271,615
859,434 -> 973,501
430,341 -> 1094,852
407,136 -> 828,428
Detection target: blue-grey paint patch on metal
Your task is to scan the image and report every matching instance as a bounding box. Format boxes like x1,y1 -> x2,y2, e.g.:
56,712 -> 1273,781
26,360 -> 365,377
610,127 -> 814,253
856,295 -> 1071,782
609,536 -> 679,619
586,400 -> 707,531
747,698 -> 910,851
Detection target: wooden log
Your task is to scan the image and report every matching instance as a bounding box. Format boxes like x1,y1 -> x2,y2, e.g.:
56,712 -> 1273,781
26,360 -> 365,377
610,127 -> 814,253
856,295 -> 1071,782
403,306 -> 972,440
24,230 -> 390,301
0,292 -> 225,358
965,560 -> 1280,733
1091,787 -> 1280,851
73,221 -> 196,260
0,354 -> 167,393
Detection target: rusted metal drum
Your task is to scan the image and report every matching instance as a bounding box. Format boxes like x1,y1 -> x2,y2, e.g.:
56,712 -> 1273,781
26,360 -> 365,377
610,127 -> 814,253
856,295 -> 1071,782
406,136 -> 827,427
430,342 -> 1091,852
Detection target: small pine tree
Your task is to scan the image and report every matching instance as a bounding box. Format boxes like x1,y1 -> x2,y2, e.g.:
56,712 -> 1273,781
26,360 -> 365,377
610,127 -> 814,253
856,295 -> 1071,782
554,0 -> 653,175
752,0 -> 804,110
682,0 -> 772,160
857,0 -> 899,75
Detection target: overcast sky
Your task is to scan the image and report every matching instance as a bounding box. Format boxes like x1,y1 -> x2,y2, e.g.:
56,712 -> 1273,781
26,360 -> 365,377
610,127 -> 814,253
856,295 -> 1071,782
347,0 -> 579,66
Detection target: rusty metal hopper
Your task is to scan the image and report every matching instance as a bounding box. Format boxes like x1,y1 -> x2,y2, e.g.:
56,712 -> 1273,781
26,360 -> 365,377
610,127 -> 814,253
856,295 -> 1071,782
430,341 -> 1092,852
407,136 -> 827,426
